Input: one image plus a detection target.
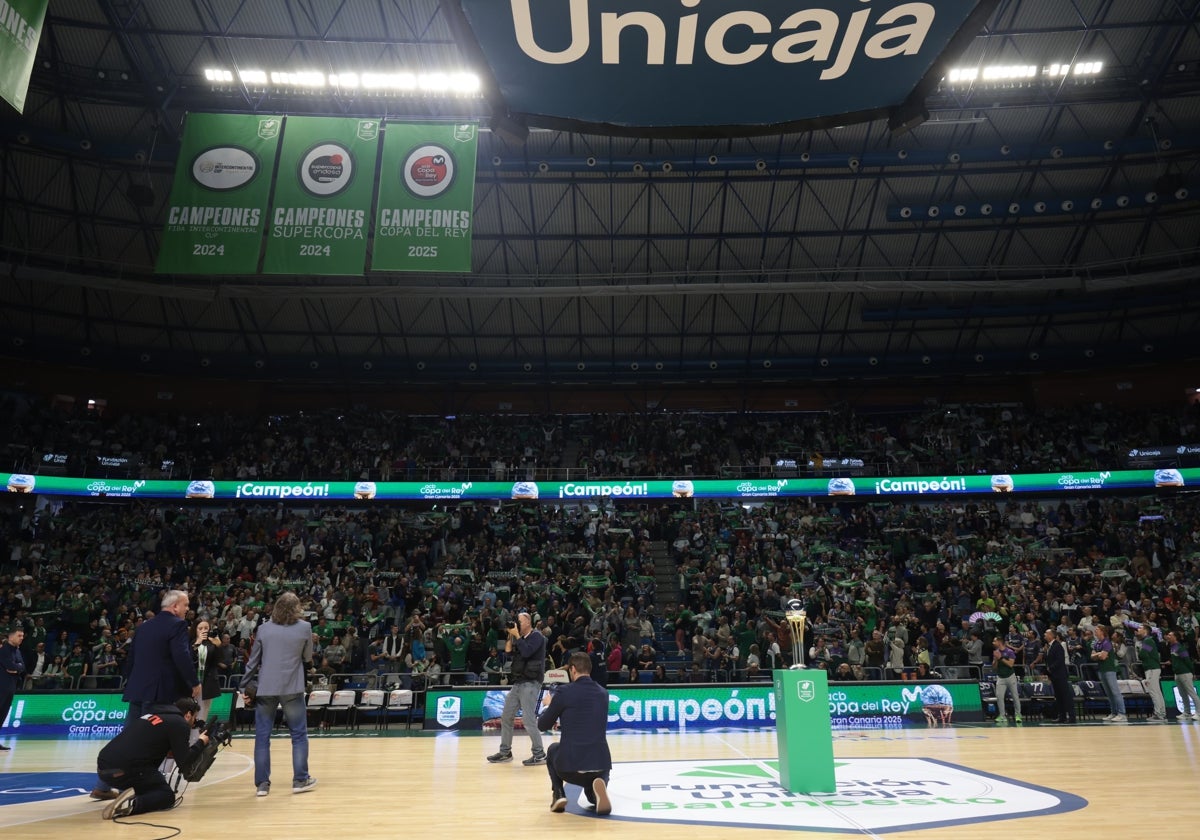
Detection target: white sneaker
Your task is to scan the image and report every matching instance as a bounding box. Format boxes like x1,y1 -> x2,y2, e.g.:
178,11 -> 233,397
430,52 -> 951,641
1101,714 -> 1115,722
1109,714 -> 1127,723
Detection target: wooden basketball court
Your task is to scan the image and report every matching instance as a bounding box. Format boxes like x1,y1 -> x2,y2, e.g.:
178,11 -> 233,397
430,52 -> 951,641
3,720 -> 1196,838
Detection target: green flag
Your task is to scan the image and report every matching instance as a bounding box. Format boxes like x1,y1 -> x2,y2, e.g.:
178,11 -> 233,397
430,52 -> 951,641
262,116 -> 380,275
0,0 -> 46,113
372,121 -> 478,273
156,113 -> 283,275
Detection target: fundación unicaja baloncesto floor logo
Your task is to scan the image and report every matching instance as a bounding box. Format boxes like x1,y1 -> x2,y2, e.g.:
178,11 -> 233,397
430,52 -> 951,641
581,757 -> 1086,833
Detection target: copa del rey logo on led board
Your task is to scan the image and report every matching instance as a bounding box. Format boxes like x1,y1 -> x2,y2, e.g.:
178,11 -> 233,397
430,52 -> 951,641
591,757 -> 1086,832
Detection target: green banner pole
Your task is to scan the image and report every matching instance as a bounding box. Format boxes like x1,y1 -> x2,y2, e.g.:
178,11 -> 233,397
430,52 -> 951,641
0,0 -> 47,113
155,113 -> 284,275
262,116 -> 381,275
372,121 -> 478,273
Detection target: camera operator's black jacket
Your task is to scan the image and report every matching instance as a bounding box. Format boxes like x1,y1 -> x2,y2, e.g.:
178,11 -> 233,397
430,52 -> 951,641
97,705 -> 205,777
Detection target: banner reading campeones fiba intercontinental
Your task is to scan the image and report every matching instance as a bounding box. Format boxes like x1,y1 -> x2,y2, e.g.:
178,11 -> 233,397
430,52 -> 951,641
1,468 -> 1196,501
156,113 -> 284,275
155,115 -> 477,275
424,682 -> 984,732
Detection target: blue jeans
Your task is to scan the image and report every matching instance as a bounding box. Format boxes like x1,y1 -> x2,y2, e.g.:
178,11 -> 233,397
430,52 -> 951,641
1098,670 -> 1125,715
254,693 -> 309,787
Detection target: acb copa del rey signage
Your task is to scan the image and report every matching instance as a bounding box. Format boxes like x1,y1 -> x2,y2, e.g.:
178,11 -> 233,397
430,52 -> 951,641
450,0 -> 998,136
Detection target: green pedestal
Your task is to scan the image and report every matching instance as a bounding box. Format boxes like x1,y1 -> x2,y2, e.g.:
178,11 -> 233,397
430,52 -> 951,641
773,669 -> 836,794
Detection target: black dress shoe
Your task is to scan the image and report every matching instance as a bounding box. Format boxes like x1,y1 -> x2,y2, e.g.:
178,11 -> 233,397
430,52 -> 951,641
0,744 -> 10,750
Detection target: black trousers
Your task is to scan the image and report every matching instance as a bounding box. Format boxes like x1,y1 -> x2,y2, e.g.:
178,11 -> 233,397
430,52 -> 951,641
0,690 -> 14,731
546,742 -> 608,802
1048,669 -> 1075,722
97,766 -> 176,815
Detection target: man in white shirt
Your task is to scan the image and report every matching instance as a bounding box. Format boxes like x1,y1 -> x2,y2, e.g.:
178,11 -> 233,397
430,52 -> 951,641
28,642 -> 48,688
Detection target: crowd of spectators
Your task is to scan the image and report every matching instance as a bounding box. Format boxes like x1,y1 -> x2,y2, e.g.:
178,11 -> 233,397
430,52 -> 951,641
2,477 -> 1199,696
3,394 -> 1197,483
2,395 -> 1199,702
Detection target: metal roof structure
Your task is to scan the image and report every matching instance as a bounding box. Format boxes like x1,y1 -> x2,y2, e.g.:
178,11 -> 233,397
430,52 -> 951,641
0,0 -> 1197,391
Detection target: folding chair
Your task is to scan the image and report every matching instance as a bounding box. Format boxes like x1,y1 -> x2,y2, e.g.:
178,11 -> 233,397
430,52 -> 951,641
352,689 -> 386,729
1118,679 -> 1149,718
324,689 -> 357,729
305,689 -> 331,728
382,688 -> 414,730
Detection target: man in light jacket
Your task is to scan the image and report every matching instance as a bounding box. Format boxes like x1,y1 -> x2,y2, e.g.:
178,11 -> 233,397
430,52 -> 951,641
243,591 -> 317,797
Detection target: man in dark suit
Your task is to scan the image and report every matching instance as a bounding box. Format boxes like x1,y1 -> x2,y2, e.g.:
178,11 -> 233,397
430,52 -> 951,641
123,590 -> 202,719
536,651 -> 613,816
92,590 -> 199,800
1044,628 -> 1075,724
0,626 -> 27,750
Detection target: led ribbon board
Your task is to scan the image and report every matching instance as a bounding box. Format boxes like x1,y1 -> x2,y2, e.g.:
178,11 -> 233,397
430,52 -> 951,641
452,0 -> 998,135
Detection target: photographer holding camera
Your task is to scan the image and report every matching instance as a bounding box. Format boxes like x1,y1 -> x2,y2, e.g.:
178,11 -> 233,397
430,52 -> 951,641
486,612 -> 546,765
95,697 -> 211,820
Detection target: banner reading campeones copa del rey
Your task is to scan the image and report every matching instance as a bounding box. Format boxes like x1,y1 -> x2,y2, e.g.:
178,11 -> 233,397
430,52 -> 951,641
156,115 -> 478,275
0,468 -> 1197,501
0,0 -> 47,113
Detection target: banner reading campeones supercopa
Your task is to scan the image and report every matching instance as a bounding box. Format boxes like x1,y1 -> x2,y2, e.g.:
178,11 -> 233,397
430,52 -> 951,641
372,121 -> 478,273
262,116 -> 381,275
156,113 -> 283,274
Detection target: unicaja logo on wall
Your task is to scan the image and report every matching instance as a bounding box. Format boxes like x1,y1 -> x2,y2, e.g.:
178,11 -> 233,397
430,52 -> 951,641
452,0 -> 998,133
594,757 -> 1085,832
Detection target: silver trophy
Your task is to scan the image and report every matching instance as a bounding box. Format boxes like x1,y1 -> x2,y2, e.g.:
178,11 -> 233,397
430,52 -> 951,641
785,598 -> 808,670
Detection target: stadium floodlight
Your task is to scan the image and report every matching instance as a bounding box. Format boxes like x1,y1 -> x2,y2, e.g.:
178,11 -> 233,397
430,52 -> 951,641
944,60 -> 1103,85
202,68 -> 482,96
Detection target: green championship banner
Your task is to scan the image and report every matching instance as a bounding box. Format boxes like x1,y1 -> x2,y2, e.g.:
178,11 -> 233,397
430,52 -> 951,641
0,0 -> 46,113
3,469 -> 1200,502
262,116 -> 381,275
424,681 -> 984,732
1,691 -> 233,739
156,112 -> 284,275
372,121 -> 478,273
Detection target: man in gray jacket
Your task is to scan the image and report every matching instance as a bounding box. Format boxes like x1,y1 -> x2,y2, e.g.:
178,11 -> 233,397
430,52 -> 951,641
243,591 -> 317,797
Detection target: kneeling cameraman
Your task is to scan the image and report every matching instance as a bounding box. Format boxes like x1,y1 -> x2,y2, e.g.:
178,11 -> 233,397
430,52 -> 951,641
95,696 -> 211,820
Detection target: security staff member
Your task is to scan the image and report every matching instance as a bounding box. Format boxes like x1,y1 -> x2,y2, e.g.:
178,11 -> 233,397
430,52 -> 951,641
95,697 -> 210,820
537,651 -> 613,816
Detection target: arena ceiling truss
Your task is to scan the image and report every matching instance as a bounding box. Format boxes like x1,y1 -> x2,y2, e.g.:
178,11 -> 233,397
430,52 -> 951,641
0,0 -> 1197,388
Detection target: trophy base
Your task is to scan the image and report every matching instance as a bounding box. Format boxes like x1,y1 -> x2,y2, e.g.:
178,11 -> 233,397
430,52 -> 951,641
788,664 -> 808,670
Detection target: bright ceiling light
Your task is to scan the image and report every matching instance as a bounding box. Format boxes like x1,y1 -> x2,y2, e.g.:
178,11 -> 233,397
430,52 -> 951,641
944,60 -> 1104,85
203,67 -> 481,96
